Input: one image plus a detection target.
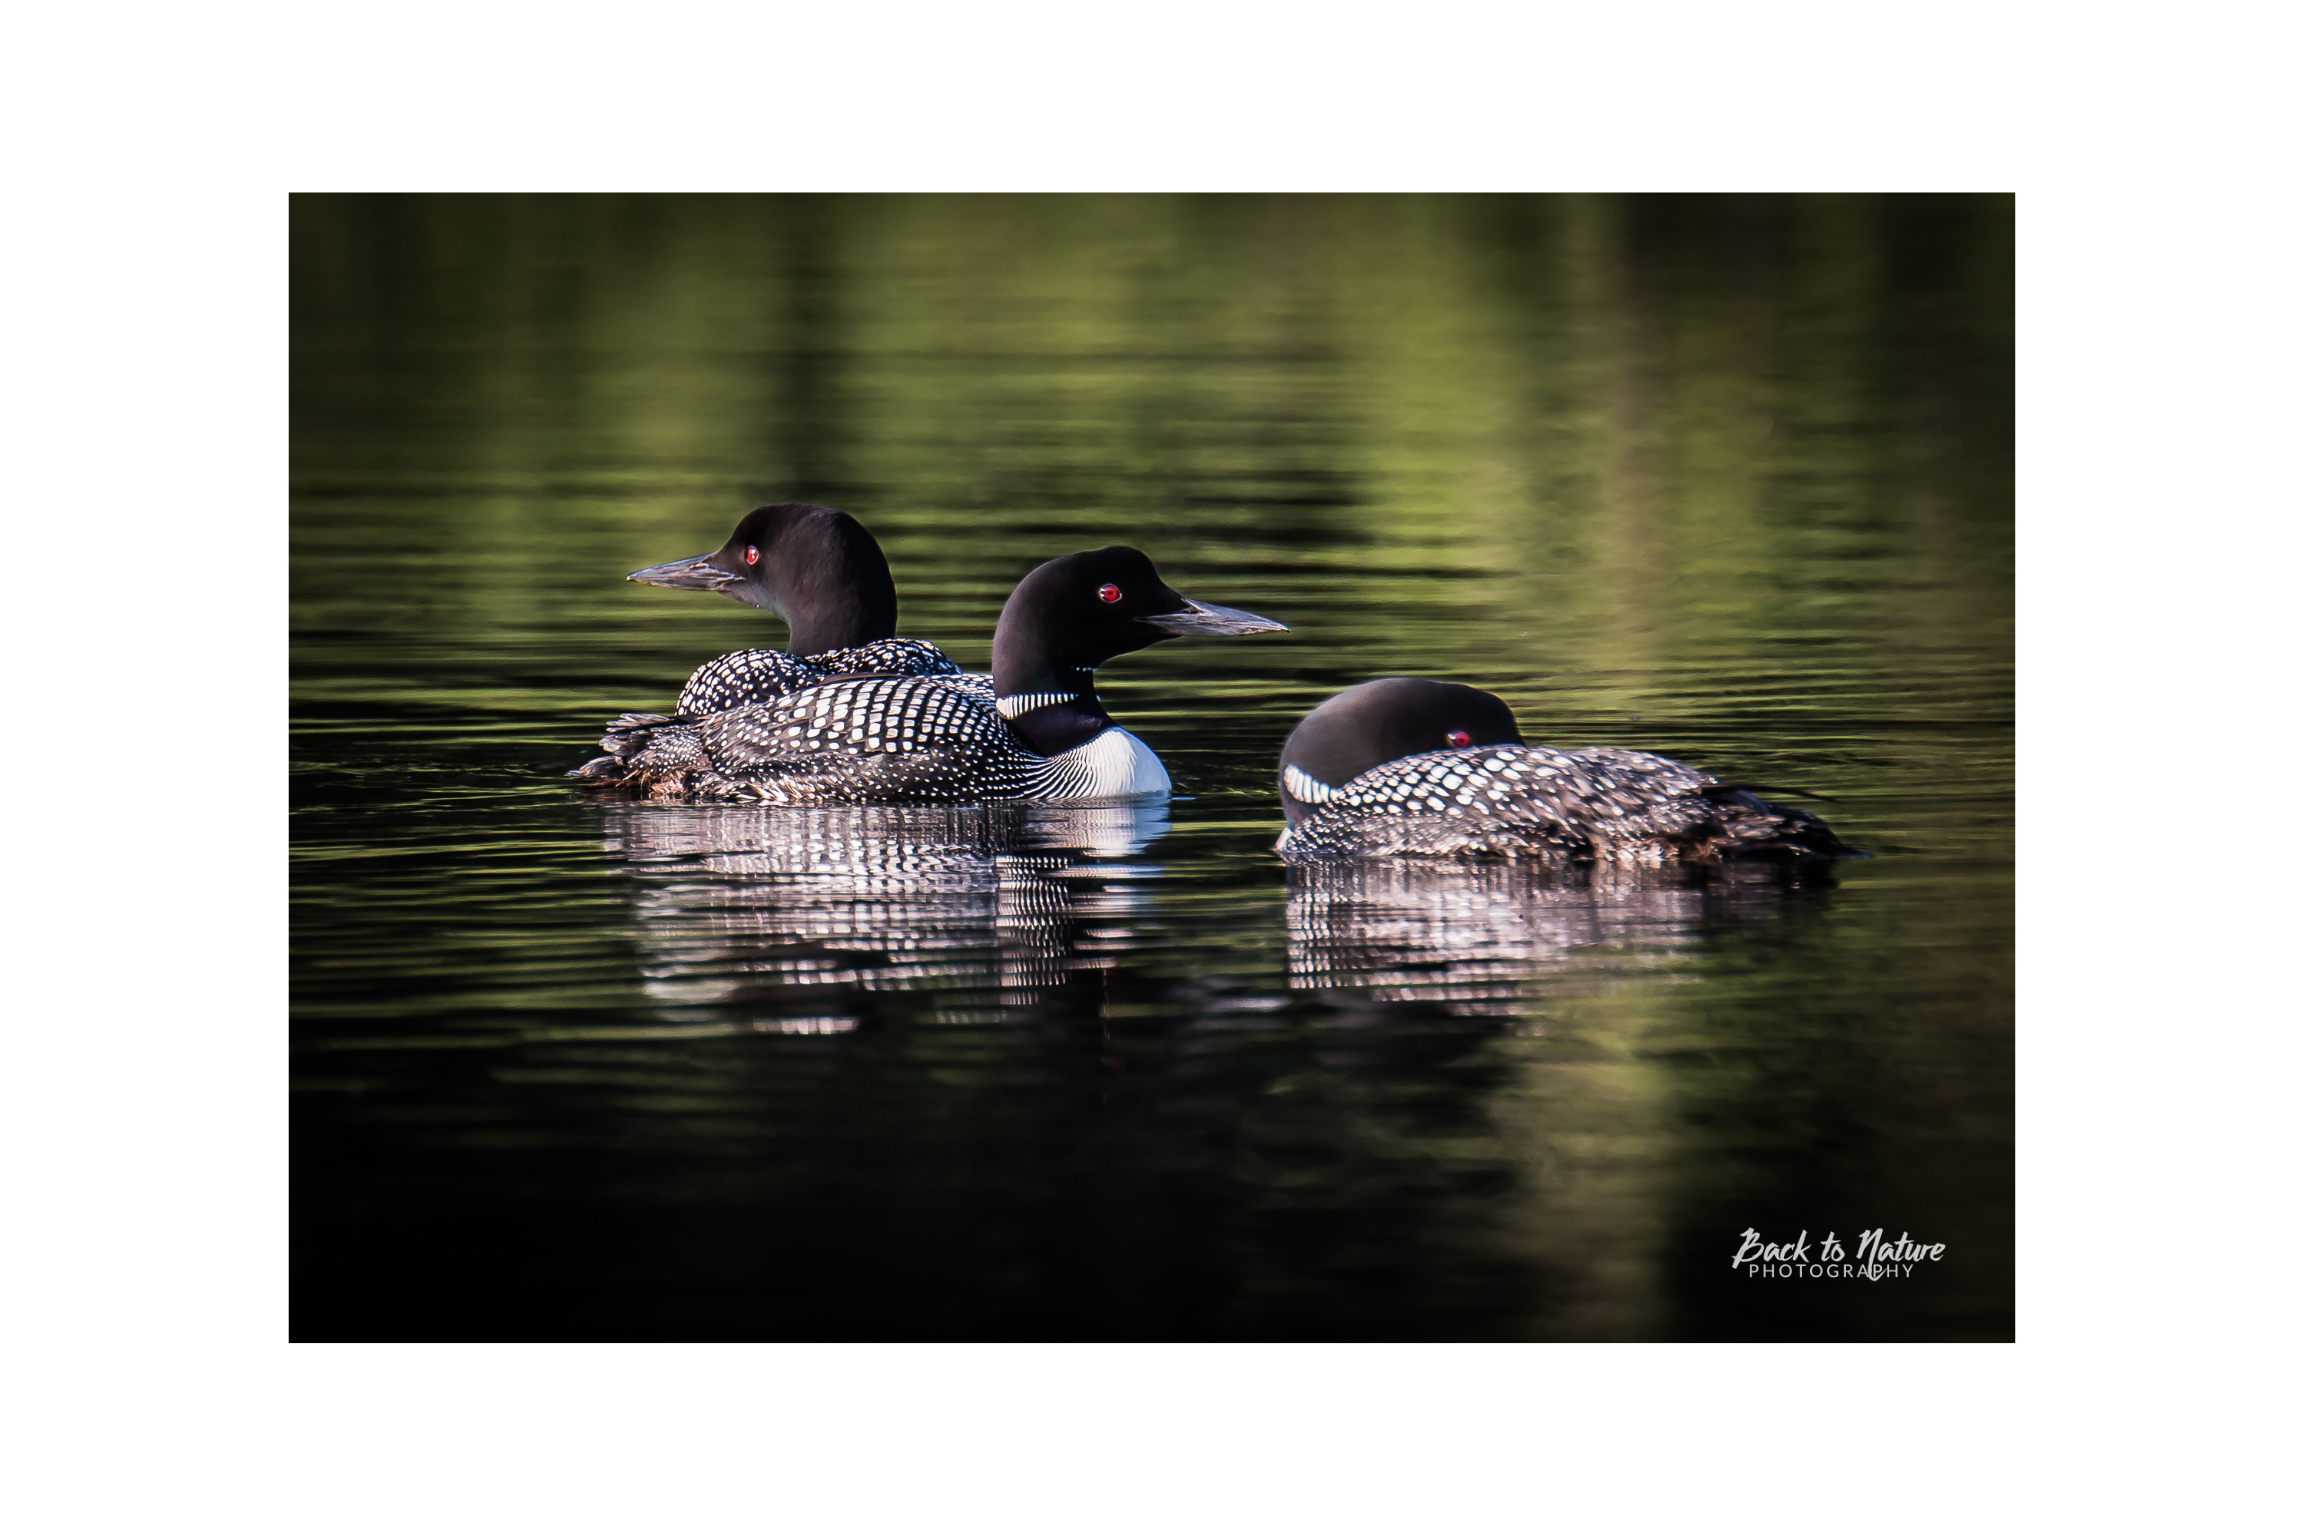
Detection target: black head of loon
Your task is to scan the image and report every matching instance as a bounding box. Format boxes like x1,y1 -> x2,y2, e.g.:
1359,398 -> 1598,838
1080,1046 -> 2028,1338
1278,677 -> 1522,827
626,502 -> 899,657
992,546 -> 1287,756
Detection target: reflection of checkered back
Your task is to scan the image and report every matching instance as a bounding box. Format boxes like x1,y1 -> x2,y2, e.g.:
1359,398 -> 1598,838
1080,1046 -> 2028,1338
600,800 -> 1168,1020
1285,862 -> 1712,1015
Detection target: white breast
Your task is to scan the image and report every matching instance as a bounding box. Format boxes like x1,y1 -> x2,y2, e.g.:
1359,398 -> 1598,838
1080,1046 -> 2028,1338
1029,726 -> 1171,801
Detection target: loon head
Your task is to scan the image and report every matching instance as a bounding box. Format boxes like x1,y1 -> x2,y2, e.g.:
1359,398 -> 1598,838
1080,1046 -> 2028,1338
1278,677 -> 1524,826
991,546 -> 1286,752
625,502 -> 900,657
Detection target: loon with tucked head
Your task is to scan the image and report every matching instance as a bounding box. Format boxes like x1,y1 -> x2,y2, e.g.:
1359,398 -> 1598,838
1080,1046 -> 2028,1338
573,547 -> 1285,803
1276,677 -> 1854,865
625,502 -> 985,712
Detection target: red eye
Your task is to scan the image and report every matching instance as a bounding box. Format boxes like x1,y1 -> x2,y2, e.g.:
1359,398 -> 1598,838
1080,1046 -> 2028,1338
1446,730 -> 1471,748
744,546 -> 760,566
1097,584 -> 1121,604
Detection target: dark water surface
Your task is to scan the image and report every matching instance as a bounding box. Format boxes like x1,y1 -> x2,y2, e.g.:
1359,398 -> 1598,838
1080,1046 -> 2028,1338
291,194 -> 2013,1340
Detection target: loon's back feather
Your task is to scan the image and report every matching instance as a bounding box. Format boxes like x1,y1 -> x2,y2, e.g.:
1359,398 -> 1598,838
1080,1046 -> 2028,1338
674,637 -> 990,714
1277,743 -> 1848,866
573,673 -> 1146,806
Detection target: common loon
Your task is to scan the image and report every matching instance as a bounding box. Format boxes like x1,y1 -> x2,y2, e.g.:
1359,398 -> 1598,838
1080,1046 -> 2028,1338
572,547 -> 1284,804
624,502 -> 987,713
1274,677 -> 1854,865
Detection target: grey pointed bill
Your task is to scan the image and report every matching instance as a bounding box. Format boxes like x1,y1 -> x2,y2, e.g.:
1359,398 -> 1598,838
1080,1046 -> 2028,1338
628,555 -> 742,592
1143,597 -> 1288,636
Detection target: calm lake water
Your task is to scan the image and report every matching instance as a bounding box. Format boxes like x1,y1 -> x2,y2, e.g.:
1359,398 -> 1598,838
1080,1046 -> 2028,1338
291,194 -> 2013,1341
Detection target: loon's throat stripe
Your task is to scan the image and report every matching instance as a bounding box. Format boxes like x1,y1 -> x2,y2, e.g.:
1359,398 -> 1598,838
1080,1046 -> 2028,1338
1284,764 -> 1338,804
996,691 -> 1080,720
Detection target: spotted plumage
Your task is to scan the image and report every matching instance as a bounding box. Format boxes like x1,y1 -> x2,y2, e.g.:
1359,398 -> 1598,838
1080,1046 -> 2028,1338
575,674 -> 1162,805
1276,677 -> 1852,866
1279,742 -> 1845,864
675,638 -> 990,714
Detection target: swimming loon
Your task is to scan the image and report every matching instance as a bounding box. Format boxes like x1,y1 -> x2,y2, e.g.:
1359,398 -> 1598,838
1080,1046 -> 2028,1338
624,502 -> 987,713
1275,677 -> 1853,865
572,547 -> 1285,804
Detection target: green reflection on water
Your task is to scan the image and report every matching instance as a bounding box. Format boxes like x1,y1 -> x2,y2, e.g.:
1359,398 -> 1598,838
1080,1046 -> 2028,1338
292,194 -> 2011,1341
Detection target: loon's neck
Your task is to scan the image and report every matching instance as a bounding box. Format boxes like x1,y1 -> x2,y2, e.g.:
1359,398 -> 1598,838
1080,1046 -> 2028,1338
783,589 -> 893,658
995,670 -> 1112,756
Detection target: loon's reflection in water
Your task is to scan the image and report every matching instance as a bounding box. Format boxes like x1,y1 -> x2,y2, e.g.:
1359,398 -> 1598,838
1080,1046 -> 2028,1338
1286,861 -> 1823,1015
596,799 -> 1172,1023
